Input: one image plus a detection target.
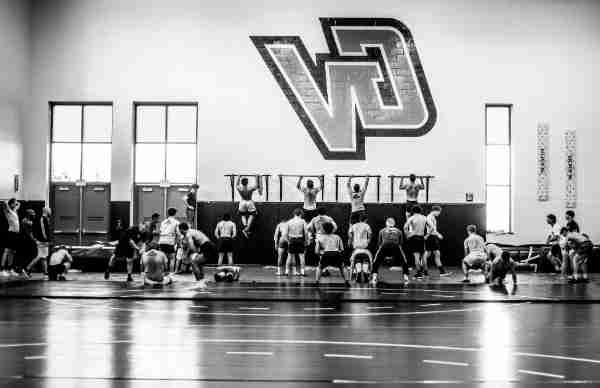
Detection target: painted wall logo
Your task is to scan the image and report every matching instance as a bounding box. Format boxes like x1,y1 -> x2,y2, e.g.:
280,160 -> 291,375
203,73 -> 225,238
251,18 -> 436,160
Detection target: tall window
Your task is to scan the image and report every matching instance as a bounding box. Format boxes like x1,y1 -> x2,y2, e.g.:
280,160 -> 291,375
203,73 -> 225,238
134,103 -> 198,184
51,103 -> 112,182
485,104 -> 512,233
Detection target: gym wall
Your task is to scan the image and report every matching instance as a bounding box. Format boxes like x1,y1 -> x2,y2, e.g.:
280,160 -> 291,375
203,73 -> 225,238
17,0 -> 600,242
0,0 -> 29,200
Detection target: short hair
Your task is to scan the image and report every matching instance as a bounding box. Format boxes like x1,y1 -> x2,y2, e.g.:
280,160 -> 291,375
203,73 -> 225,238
353,183 -> 361,192
432,205 -> 442,212
178,222 -> 189,231
293,208 -> 303,217
550,244 -> 562,257
566,210 -> 575,218
412,205 -> 422,214
547,214 -> 557,223
26,209 -> 36,217
7,198 -> 17,206
409,174 -> 416,181
323,222 -> 334,234
385,217 -> 396,227
501,251 -> 511,261
560,227 -> 568,234
151,212 -> 160,219
241,177 -> 249,185
467,224 -> 477,233
223,213 -> 231,221
306,179 -> 314,187
317,207 -> 327,215
167,207 -> 177,217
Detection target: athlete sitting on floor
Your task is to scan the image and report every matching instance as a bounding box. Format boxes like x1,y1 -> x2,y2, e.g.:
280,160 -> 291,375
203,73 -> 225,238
47,245 -> 73,281
178,223 -> 217,289
213,266 -> 241,282
461,225 -> 488,283
486,250 -> 517,286
315,222 -> 349,286
141,244 -> 172,286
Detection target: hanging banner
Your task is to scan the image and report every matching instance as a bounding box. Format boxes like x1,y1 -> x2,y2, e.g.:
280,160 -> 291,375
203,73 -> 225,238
565,130 -> 577,208
536,123 -> 549,201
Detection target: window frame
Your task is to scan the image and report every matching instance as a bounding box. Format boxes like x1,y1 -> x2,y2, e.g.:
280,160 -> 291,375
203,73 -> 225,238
133,101 -> 199,185
485,103 -> 513,233
49,101 -> 113,183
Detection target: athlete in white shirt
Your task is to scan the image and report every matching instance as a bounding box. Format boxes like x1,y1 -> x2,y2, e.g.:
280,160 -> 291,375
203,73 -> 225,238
461,225 -> 488,283
348,214 -> 373,280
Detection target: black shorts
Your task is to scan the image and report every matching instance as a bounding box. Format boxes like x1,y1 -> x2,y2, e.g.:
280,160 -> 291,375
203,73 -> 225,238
218,237 -> 234,253
288,238 -> 306,254
115,245 -> 135,258
350,210 -> 366,224
319,251 -> 343,269
48,264 -> 66,280
377,243 -> 403,261
407,236 -> 425,255
2,231 -> 19,251
199,241 -> 217,262
406,201 -> 418,213
425,235 -> 440,252
159,244 -> 175,255
278,240 -> 289,250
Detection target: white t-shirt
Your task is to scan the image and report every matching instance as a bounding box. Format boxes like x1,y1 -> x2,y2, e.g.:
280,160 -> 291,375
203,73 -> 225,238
426,213 -> 438,236
301,187 -> 320,211
159,217 -> 180,246
6,208 -> 19,233
349,222 -> 371,249
547,223 -> 562,243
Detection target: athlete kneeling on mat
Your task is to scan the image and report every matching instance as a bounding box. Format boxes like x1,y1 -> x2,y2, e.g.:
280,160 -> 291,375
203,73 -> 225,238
373,217 -> 410,285
142,244 -> 172,286
461,225 -> 488,283
315,222 -> 349,286
47,246 -> 73,281
178,223 -> 216,289
486,251 -> 517,286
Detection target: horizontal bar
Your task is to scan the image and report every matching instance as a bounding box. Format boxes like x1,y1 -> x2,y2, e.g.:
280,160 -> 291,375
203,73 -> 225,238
388,175 -> 435,178
278,174 -> 324,178
335,174 -> 381,178
224,174 -> 271,177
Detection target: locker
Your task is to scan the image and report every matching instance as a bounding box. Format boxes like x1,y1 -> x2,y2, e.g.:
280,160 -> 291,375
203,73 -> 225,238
52,184 -> 81,234
82,184 -> 110,234
136,185 -> 165,224
167,185 -> 192,223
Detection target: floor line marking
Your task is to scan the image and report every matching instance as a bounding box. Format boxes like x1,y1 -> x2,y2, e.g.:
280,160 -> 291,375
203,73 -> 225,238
324,354 -> 373,359
238,307 -> 270,311
0,343 -> 47,348
423,359 -> 469,366
367,306 -> 394,310
518,369 -> 565,379
419,303 -> 442,307
430,294 -> 455,298
515,352 -> 600,365
24,356 -> 47,360
225,351 -> 273,356
304,307 -> 335,311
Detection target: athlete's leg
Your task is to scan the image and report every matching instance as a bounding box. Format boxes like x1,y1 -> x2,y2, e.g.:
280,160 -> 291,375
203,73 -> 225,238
104,254 -> 117,280
126,257 -> 134,282
227,252 -> 234,266
217,253 -> 224,266
298,253 -> 306,276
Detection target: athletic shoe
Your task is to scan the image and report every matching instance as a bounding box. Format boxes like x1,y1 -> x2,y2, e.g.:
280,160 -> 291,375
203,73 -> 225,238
104,270 -> 110,280
344,281 -> 351,287
127,274 -> 133,282
461,279 -> 470,283
370,278 -> 378,287
0,270 -> 8,277
276,270 -> 282,276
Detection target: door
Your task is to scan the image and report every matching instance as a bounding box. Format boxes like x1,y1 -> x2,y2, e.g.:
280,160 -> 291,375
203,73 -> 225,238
167,185 -> 191,223
52,183 -> 81,234
82,184 -> 110,235
136,185 -> 165,224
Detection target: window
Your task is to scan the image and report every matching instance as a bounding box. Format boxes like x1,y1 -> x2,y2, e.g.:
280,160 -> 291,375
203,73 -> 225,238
134,103 -> 198,184
485,104 -> 512,233
51,103 -> 112,182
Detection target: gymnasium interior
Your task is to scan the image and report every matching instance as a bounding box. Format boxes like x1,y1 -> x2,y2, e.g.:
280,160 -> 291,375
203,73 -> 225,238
1,0 -> 599,386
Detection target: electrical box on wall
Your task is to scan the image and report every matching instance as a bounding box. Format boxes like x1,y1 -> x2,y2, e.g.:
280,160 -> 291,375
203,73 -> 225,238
466,192 -> 473,202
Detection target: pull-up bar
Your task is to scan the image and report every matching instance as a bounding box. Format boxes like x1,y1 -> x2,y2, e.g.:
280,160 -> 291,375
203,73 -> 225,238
334,174 -> 382,203
277,174 -> 325,202
388,175 -> 435,203
224,174 -> 271,202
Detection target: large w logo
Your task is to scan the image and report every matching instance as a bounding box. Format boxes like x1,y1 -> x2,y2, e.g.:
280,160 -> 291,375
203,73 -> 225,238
251,18 -> 437,160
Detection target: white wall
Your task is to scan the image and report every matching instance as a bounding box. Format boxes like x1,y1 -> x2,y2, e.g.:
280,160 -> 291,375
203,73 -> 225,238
22,0 -> 600,241
0,0 -> 30,199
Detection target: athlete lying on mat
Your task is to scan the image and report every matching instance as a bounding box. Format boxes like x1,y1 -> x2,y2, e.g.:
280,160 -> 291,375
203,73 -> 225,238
213,266 -> 241,282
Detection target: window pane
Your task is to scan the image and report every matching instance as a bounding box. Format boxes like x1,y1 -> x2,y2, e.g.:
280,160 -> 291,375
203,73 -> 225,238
166,144 -> 196,183
52,143 -> 81,182
82,144 -> 111,182
167,106 -> 197,142
52,105 -> 82,142
135,144 -> 165,183
136,106 -> 165,142
486,145 -> 510,185
487,186 -> 510,232
84,105 -> 112,142
486,107 -> 510,145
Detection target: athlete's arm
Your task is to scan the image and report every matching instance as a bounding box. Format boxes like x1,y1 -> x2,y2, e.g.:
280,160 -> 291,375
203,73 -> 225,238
232,223 -> 237,238
330,218 -> 338,233
256,174 -> 263,196
214,223 -> 220,239
274,225 -> 280,249
346,177 -> 352,196
363,176 -> 370,192
418,177 -> 425,189
297,177 -> 303,191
